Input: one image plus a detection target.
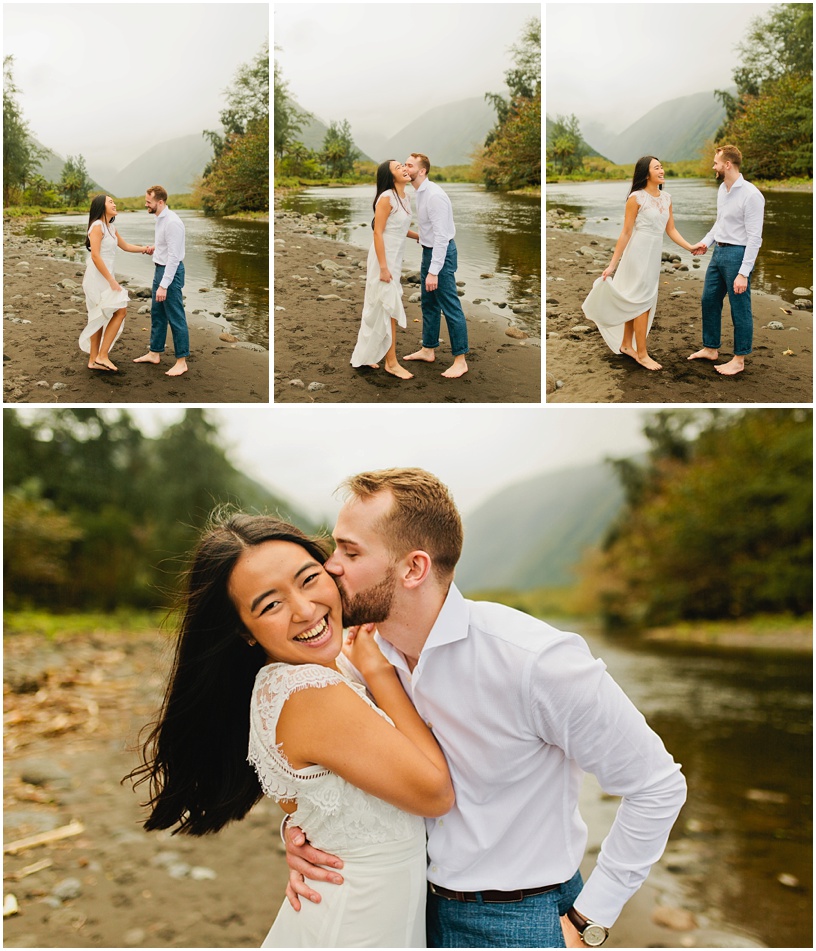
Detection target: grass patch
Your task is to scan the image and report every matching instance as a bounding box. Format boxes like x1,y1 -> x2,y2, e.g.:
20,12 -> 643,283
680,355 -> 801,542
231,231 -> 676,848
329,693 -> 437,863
4,609 -> 166,640
462,586 -> 592,618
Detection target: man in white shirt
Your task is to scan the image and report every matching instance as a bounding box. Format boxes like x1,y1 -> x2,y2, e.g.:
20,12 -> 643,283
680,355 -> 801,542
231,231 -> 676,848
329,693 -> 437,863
688,145 -> 765,376
284,468 -> 687,949
403,154 -> 469,379
134,185 -> 190,377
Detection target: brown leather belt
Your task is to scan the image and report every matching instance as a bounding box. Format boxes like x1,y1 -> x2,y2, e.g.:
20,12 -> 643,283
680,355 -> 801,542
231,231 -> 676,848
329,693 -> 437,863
429,882 -> 560,904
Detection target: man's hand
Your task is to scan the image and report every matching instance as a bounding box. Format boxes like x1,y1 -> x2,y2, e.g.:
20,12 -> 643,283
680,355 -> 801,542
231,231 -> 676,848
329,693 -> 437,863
690,242 -> 708,256
560,914 -> 586,948
425,273 -> 439,292
283,821 -> 344,911
144,245 -> 155,255
156,286 -> 167,303
733,273 -> 748,294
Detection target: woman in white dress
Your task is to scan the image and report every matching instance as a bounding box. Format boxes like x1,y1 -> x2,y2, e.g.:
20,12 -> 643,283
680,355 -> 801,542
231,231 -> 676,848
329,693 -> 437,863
581,156 -> 697,371
130,514 -> 452,948
351,160 -> 419,379
80,194 -> 150,371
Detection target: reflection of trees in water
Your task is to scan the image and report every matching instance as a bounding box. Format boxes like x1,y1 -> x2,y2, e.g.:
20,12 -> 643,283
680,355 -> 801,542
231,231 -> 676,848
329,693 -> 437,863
201,222 -> 269,343
488,225 -> 540,297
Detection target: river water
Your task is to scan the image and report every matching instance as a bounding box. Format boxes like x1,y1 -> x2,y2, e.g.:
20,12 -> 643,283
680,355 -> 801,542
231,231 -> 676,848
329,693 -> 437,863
567,621 -> 812,949
546,179 -> 813,302
26,211 -> 270,347
276,183 -> 541,332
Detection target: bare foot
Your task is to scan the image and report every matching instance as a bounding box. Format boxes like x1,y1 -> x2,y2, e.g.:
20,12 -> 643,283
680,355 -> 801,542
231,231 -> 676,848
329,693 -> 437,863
620,344 -> 639,363
384,361 -> 414,380
368,363 -> 379,369
166,359 -> 188,377
404,347 -> 435,363
636,354 -> 662,371
715,357 -> 745,376
94,358 -> 118,372
441,356 -> 468,379
688,347 -> 719,362
133,352 -> 161,364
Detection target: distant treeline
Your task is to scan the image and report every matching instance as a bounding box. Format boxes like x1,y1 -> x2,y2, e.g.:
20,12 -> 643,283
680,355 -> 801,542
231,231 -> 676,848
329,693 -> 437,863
3,409 -> 316,613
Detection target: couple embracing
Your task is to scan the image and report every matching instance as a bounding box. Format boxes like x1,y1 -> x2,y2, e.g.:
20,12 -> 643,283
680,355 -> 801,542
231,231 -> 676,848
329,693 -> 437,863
133,468 -> 686,948
351,154 -> 469,380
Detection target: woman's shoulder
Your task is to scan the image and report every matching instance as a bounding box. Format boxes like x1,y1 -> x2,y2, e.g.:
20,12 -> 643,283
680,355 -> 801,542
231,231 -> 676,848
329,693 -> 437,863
376,189 -> 397,206
88,219 -> 105,233
255,662 -> 347,695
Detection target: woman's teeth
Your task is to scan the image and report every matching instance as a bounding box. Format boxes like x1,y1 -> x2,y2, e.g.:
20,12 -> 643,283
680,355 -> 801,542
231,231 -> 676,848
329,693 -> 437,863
294,617 -> 328,642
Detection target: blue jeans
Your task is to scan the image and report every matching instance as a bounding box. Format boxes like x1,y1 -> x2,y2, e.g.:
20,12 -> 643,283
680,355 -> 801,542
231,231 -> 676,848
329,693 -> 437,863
426,869 -> 583,948
150,262 -> 190,358
420,242 -> 469,356
701,243 -> 753,356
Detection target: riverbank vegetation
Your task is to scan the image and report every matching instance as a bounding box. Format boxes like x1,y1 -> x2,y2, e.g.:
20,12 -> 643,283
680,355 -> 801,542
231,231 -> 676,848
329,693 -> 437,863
4,194 -> 200,220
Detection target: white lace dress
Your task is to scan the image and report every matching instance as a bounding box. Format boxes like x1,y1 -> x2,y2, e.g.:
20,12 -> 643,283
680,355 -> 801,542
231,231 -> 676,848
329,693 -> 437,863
248,658 -> 427,948
80,219 -> 130,354
582,189 -> 672,353
350,190 -> 411,367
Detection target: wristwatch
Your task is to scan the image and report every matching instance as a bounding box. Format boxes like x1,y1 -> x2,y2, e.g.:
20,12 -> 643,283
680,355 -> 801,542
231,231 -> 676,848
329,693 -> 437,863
566,907 -> 609,947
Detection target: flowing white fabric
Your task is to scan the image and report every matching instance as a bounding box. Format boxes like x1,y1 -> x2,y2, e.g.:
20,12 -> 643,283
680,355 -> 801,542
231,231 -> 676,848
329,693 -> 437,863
350,191 -> 411,367
581,190 -> 671,354
248,658 -> 427,948
79,220 -> 129,353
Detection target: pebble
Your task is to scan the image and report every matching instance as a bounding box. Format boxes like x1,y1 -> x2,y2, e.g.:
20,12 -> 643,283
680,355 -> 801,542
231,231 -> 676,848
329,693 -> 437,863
792,286 -> 811,296
52,878 -> 82,901
123,928 -> 147,946
52,383 -> 67,391
3,894 -> 19,918
289,379 -> 305,388
776,872 -> 799,888
651,906 -> 698,931
219,333 -> 238,343
307,382 -> 325,392
767,321 -> 785,330
189,866 -> 217,881
505,327 -> 528,339
167,862 -> 192,879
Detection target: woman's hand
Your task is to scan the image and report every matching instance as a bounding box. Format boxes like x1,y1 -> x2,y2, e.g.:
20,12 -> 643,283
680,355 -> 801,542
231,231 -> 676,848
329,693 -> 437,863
108,279 -> 123,292
601,264 -> 615,281
343,624 -> 392,680
379,267 -> 392,283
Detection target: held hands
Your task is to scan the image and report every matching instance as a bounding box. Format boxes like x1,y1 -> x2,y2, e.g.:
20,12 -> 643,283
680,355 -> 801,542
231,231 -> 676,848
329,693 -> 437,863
283,820 -> 344,911
733,273 -> 748,295
142,245 -> 154,255
690,242 -> 708,256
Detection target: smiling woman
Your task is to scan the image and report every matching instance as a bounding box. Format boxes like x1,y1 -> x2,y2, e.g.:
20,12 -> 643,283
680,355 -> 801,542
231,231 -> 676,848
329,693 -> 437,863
127,511 -> 452,948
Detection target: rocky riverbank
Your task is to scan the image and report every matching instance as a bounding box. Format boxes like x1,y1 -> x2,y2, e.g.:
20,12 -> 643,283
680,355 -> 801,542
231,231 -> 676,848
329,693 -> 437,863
546,219 -> 813,403
273,210 -> 540,403
3,625 -> 766,949
3,222 -> 268,403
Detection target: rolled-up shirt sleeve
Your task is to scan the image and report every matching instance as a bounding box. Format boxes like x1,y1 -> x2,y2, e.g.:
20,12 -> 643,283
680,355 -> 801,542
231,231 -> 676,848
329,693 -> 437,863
160,219 -> 185,288
528,636 -> 687,927
739,191 -> 765,276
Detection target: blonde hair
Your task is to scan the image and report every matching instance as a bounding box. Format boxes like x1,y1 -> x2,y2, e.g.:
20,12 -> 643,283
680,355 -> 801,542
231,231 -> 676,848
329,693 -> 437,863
716,145 -> 742,168
147,185 -> 168,202
410,153 -> 430,175
340,468 -> 462,579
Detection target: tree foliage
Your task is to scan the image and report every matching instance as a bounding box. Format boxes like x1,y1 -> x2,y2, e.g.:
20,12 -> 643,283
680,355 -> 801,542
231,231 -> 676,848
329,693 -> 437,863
546,114 -> 586,175
320,119 -> 359,178
482,18 -> 541,190
594,410 -> 813,628
3,56 -> 44,204
274,53 -> 308,163
59,154 -> 93,206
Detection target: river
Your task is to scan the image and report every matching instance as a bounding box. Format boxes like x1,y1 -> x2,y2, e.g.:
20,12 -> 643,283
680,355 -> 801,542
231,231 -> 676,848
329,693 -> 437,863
566,621 -> 812,949
276,183 -> 541,331
26,211 -> 270,348
546,179 -> 813,302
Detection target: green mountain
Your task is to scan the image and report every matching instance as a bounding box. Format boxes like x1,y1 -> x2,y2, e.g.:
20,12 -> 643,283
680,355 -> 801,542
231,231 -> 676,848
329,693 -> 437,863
456,461 -> 626,592
29,137 -> 110,193
105,134 -> 214,196
293,105 -> 374,163
380,97 -> 498,167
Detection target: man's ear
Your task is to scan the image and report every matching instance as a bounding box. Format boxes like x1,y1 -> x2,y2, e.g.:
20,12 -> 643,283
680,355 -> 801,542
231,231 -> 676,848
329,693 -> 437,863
400,550 -> 432,589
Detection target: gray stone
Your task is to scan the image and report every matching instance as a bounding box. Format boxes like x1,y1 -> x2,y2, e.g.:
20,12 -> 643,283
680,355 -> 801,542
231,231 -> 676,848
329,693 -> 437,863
408,293 -> 421,304
792,286 -> 811,297
123,928 -> 147,946
794,299 -> 812,310
218,333 -> 238,343
307,382 -> 325,392
19,759 -> 70,788
767,321 -> 785,330
289,379 -> 305,388
57,279 -> 81,290
189,866 -> 217,881
52,383 -> 67,391
505,327 -> 528,340
52,877 -> 82,901
317,294 -> 341,301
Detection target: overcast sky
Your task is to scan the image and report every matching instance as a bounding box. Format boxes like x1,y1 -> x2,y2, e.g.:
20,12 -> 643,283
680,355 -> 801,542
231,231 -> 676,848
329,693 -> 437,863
274,2 -> 539,142
546,2 -> 777,132
2,3 -> 269,172
81,406 -> 655,522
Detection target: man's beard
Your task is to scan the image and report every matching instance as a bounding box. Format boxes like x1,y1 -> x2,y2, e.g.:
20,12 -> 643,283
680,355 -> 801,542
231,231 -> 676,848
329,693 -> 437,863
715,170 -> 725,182
339,567 -> 396,627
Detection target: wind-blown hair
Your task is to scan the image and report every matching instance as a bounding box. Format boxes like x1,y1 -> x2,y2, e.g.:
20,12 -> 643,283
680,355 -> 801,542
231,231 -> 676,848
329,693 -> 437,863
627,155 -> 661,199
85,194 -> 114,250
126,512 -> 331,836
371,159 -> 397,229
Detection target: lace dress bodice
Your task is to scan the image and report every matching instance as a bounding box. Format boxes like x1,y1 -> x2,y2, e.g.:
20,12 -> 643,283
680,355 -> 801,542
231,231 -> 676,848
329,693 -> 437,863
632,189 -> 671,237
88,219 -> 118,269
378,190 -> 412,243
248,659 -> 424,853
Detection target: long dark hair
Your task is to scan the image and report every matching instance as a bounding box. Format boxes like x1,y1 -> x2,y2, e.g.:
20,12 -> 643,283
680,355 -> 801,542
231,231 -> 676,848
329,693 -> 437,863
85,194 -> 114,250
627,155 -> 661,200
371,159 -> 397,229
126,512 -> 332,836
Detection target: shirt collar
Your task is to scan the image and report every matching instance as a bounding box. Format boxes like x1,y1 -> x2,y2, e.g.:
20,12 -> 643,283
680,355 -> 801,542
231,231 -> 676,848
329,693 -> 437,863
157,206 -> 169,219
413,178 -> 429,195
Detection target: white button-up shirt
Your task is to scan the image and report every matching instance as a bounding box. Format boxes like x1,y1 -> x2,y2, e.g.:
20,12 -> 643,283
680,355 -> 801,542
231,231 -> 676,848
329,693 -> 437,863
413,178 -> 456,276
376,584 -> 687,928
701,174 -> 765,276
154,206 -> 186,288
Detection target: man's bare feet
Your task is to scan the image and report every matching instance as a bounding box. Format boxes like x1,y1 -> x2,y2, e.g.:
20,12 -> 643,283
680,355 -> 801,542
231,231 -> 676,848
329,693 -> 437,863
166,359 -> 188,377
688,347 -> 719,362
404,347 -> 435,363
620,344 -> 639,363
133,352 -> 162,364
636,353 -> 662,371
715,357 -> 745,376
94,357 -> 118,372
384,361 -> 413,380
441,355 -> 468,379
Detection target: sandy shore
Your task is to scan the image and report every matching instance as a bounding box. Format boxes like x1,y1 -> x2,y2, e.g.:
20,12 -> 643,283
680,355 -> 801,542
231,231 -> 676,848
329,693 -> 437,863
273,213 -> 540,403
3,222 -> 269,403
546,228 -> 813,403
3,626 -> 765,949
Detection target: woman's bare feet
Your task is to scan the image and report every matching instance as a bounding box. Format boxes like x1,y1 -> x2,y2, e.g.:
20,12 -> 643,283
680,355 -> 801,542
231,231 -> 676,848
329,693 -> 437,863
636,353 -> 662,371
384,361 -> 413,380
620,344 -> 639,363
94,357 -> 118,372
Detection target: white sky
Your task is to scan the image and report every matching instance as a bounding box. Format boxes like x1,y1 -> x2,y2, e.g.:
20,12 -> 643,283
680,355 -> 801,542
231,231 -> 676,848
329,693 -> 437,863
546,2 -> 778,132
2,2 -> 269,171
274,2 -> 539,141
83,406 -> 656,522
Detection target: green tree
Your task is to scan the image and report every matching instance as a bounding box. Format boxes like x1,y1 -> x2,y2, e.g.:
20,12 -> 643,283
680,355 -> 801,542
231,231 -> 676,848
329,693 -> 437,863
274,54 -> 308,162
3,56 -> 43,203
320,120 -> 359,178
59,154 -> 93,206
546,114 -> 585,175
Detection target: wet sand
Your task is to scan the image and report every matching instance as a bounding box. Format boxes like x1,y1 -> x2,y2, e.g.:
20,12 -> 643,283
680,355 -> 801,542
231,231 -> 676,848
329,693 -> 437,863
273,214 -> 540,403
546,228 -> 813,403
3,222 -> 269,403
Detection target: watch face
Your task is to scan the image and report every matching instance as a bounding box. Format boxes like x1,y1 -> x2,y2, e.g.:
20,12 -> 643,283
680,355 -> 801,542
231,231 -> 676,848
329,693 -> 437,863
583,923 -> 608,947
